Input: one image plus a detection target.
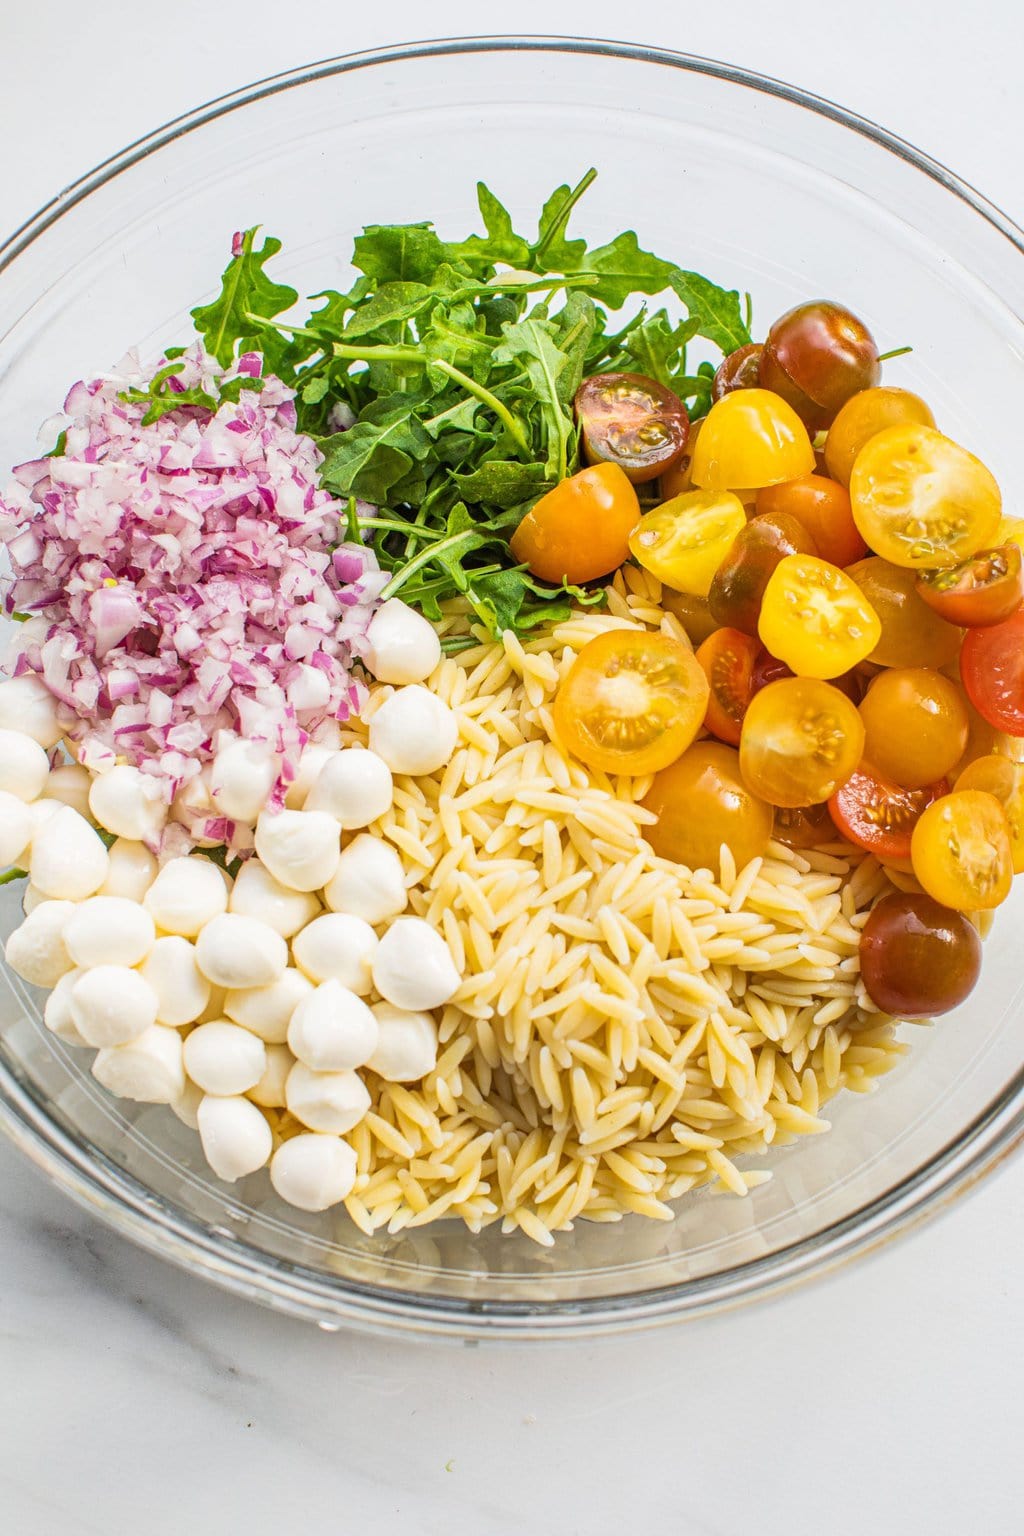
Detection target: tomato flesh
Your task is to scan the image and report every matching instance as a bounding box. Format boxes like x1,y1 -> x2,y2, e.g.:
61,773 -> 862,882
696,628 -> 760,746
739,677 -> 865,808
759,301 -> 880,431
960,610 -> 1024,736
628,489 -> 747,597
756,474 -> 867,570
828,764 -> 947,859
910,789 -> 1013,911
642,741 -> 774,876
575,372 -> 690,486
916,545 -> 1023,628
510,463 -> 640,584
757,554 -> 881,679
859,893 -> 982,1017
708,511 -> 818,636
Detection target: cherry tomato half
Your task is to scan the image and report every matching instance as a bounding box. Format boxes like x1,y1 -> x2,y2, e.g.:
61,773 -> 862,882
574,372 -> 690,486
628,489 -> 747,598
696,628 -> 760,745
689,389 -> 816,491
858,668 -> 970,789
960,610 -> 1024,736
849,424 -> 1002,569
910,789 -> 1013,910
828,764 -> 948,860
757,554 -> 881,679
759,301 -> 880,431
915,545 -> 1023,629
955,754 -> 1024,873
708,511 -> 818,636
859,892 -> 982,1017
772,801 -> 836,850
642,741 -> 774,877
553,630 -> 709,776
658,419 -> 703,500
824,386 -> 936,487
739,677 -> 865,808
711,343 -> 763,402
845,557 -> 963,669
756,474 -> 867,569
510,463 -> 640,584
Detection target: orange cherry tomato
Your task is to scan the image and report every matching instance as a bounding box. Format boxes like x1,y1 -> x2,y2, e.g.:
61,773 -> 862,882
642,741 -> 774,876
824,386 -> 936,487
955,754 -> 1024,873
574,372 -> 690,485
858,668 -> 970,789
707,511 -> 818,636
739,677 -> 865,807
916,545 -> 1023,629
756,474 -> 867,569
510,463 -> 640,584
828,764 -> 948,860
553,630 -> 709,776
759,301 -> 880,431
628,489 -> 747,597
910,789 -> 1013,910
960,610 -> 1024,736
696,628 -> 760,746
845,557 -> 963,669
757,554 -> 881,679
689,389 -> 816,491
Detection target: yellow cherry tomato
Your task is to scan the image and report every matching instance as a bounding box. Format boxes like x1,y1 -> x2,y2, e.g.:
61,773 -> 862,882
955,755 -> 1024,873
690,388 -> 816,491
845,556 -> 962,669
858,667 -> 970,788
553,629 -> 709,776
509,463 -> 641,583
641,741 -> 774,877
824,386 -> 936,487
996,514 -> 1024,557
849,424 -> 1002,569
910,789 -> 1013,910
628,489 -> 746,597
757,554 -> 881,679
739,677 -> 865,807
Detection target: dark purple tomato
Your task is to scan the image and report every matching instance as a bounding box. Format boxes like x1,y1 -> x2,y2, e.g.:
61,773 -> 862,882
759,301 -> 881,431
858,891 -> 982,1016
712,343 -> 764,402
708,511 -> 818,635
574,372 -> 690,485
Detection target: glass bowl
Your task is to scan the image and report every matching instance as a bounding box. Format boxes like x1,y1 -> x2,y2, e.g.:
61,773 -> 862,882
2,37 -> 1022,1339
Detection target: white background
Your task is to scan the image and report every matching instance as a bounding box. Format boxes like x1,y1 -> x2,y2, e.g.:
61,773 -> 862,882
2,3 -> 1023,1532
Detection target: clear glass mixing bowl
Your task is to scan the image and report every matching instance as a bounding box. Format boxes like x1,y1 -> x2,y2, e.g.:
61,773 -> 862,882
2,38 -> 1022,1339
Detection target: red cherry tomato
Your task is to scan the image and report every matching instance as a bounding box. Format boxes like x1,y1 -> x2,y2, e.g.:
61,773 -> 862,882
574,372 -> 690,485
759,301 -> 881,430
695,628 -> 760,746
712,343 -> 763,401
915,545 -> 1023,628
959,610 -> 1024,736
828,765 -> 948,860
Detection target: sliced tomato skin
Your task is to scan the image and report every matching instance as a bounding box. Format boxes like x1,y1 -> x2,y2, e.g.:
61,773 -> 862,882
711,343 -> 763,402
695,629 -> 759,746
575,372 -> 690,485
915,545 -> 1023,628
828,765 -> 949,860
960,610 -> 1024,737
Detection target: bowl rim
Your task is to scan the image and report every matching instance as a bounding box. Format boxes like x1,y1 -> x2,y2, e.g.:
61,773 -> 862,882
2,34 -> 1023,1339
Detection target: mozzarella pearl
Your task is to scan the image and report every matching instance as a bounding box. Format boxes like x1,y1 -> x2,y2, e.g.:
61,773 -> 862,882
170,1078 -> 204,1130
247,1043 -> 293,1109
254,808 -> 340,893
144,856 -> 228,937
0,675 -> 64,749
367,1002 -> 439,1082
194,913 -> 287,989
270,1133 -> 357,1211
197,1095 -> 272,1182
210,738 -> 278,823
99,838 -> 158,902
30,805 -> 109,900
88,764 -> 167,842
26,798 -> 62,838
287,979 -> 378,1071
43,763 -> 93,818
183,1020 -> 267,1096
285,1061 -> 371,1134
322,833 -> 408,925
64,896 -> 156,968
229,857 -> 320,938
43,968 -> 89,1046
371,917 -> 461,1011
21,884 -> 47,915
305,749 -> 394,829
0,728 -> 49,802
0,789 -> 32,869
138,936 -> 211,1027
70,965 -> 159,1047
284,744 -> 334,809
4,899 -> 75,987
223,967 -> 313,1044
291,912 -> 377,994
368,686 -> 458,776
92,1024 -> 186,1104
364,597 -> 442,685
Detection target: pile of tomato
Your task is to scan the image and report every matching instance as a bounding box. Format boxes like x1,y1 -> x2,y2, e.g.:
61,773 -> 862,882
510,301 -> 1024,1019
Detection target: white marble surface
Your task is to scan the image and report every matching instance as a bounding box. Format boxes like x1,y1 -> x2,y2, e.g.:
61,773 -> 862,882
2,2 -> 1024,1531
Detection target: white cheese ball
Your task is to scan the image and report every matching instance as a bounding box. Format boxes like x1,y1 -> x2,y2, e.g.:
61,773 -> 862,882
287,979 -> 379,1072
64,896 -> 156,969
371,917 -> 461,1011
367,1002 -> 439,1082
170,1078 -> 204,1130
99,838 -> 159,902
138,936 -> 211,1027
284,743 -> 334,809
43,968 -> 89,1046
26,798 -> 63,840
0,789 -> 32,868
291,912 -> 377,994
254,808 -> 340,893
247,1043 -> 293,1109
305,749 -> 394,829
92,1024 -> 185,1104
42,762 -> 93,818
88,764 -> 167,842
194,913 -> 288,989
183,1020 -> 267,1096
4,899 -> 75,987
30,805 -> 109,900
270,1133 -> 357,1211
223,967 -> 313,1044
0,728 -> 49,802
364,597 -> 442,685
197,1094 -> 272,1182
210,738 -> 278,824
70,965 -> 159,1047
0,674 -> 64,749
322,833 -> 408,926
285,1061 -> 371,1134
368,686 -> 458,776
143,856 -> 228,937
228,857 -> 320,938
21,884 -> 48,916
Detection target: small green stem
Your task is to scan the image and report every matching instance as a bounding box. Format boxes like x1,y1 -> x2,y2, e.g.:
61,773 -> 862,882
381,529 -> 480,600
0,867 -> 27,886
356,517 -> 445,542
431,360 -> 531,455
331,343 -> 422,365
532,167 -> 598,262
878,345 -> 913,362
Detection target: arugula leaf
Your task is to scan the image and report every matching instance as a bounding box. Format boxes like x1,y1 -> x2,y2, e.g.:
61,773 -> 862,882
450,182 -> 531,271
352,224 -> 464,284
191,228 -> 298,369
340,281 -> 436,340
318,412 -> 432,503
579,232 -> 676,308
493,313 -> 575,480
530,172 -> 595,272
668,269 -> 752,354
120,362 -> 263,425
454,461 -> 551,508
